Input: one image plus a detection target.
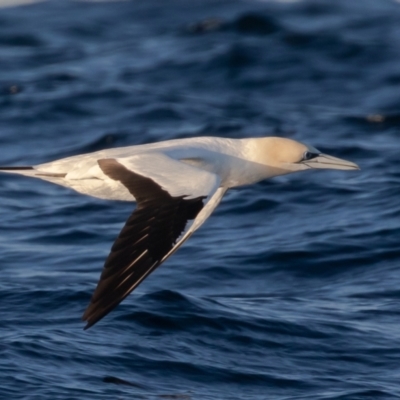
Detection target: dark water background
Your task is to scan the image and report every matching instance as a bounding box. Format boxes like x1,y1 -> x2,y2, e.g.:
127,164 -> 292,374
0,0 -> 400,399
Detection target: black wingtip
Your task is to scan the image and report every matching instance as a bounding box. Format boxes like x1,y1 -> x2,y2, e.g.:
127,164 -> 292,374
83,323 -> 91,331
83,317 -> 95,330
82,313 -> 96,330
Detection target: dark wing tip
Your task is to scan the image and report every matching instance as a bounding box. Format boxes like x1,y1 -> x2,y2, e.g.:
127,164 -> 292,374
83,322 -> 91,331
82,308 -> 97,330
83,315 -> 100,330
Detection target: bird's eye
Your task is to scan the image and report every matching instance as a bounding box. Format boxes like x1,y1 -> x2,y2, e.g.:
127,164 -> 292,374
303,151 -> 319,161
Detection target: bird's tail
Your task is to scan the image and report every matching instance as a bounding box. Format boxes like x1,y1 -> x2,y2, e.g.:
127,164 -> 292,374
0,166 -> 67,179
0,166 -> 36,176
0,166 -> 33,170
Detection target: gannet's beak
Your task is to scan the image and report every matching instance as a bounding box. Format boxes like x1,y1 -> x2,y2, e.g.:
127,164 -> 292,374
302,154 -> 360,170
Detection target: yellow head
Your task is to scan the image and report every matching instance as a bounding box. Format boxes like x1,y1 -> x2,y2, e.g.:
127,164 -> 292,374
252,137 -> 359,176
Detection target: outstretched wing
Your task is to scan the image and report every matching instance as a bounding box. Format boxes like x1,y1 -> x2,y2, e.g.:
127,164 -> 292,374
82,157 -> 225,329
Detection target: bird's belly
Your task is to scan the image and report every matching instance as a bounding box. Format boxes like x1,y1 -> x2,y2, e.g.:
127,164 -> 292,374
64,178 -> 135,202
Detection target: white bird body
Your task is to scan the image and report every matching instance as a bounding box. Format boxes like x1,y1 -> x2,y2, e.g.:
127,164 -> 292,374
29,137 -> 280,201
0,136 -> 359,329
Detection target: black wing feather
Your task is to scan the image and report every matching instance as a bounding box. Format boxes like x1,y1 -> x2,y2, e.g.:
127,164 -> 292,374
82,158 -> 205,329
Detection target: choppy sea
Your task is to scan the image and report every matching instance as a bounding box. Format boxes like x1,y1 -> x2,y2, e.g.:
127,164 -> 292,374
1,0 -> 400,399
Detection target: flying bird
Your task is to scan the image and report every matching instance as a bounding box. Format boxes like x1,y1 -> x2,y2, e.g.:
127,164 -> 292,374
0,136 -> 359,329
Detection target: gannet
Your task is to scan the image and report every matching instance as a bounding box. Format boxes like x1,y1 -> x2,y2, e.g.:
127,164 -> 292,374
0,136 -> 359,329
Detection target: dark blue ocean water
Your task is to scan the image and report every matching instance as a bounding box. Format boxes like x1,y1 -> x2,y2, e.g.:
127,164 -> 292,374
0,0 -> 400,398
